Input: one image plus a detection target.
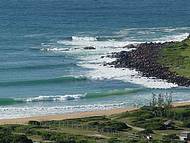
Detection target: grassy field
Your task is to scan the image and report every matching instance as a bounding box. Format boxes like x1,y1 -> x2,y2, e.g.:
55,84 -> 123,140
159,36 -> 190,78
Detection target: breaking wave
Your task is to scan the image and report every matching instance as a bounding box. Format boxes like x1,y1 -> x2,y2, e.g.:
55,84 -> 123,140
25,94 -> 85,102
71,36 -> 98,41
153,33 -> 189,43
0,88 -> 142,105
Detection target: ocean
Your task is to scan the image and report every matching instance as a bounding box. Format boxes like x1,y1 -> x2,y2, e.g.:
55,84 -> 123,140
1,0 -> 190,119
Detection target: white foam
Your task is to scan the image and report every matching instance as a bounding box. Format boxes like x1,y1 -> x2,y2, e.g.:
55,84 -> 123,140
57,37 -> 138,49
0,102 -> 127,119
79,52 -> 178,89
80,63 -> 178,89
41,47 -> 69,52
71,36 -> 97,41
153,33 -> 189,43
25,94 -> 85,102
45,37 -> 137,58
56,32 -> 189,51
115,27 -> 190,43
115,27 -> 190,35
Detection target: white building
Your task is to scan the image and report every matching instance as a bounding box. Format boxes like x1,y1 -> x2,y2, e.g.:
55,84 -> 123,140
179,131 -> 190,142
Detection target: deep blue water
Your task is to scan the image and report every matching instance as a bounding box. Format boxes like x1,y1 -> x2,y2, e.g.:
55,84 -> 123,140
0,0 -> 190,118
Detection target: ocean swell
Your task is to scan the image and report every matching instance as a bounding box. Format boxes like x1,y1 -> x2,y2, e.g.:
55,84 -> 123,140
0,76 -> 87,87
0,63 -> 76,71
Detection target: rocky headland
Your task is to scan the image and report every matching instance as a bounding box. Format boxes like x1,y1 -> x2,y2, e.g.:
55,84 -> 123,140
108,37 -> 190,87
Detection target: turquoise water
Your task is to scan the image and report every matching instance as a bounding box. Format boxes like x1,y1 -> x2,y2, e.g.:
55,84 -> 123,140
1,0 -> 190,119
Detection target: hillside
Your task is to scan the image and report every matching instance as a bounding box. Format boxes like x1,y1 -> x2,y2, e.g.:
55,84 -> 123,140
159,36 -> 190,78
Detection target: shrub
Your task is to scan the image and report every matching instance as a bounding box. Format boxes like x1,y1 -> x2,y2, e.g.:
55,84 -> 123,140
162,134 -> 179,143
88,120 -> 129,131
108,138 -> 121,143
140,128 -> 154,135
183,120 -> 190,128
0,131 -> 33,143
13,134 -> 33,143
28,120 -> 41,126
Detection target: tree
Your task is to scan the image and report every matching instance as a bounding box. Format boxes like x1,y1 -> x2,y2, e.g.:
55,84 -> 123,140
149,93 -> 173,108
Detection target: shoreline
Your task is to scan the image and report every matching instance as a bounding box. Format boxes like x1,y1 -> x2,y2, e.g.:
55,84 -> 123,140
0,108 -> 136,125
1,101 -> 190,125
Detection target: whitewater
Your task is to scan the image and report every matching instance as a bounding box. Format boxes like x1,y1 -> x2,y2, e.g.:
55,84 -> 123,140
45,31 -> 189,89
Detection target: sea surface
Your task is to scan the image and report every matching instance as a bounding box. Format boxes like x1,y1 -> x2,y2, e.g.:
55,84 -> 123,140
1,0 -> 190,119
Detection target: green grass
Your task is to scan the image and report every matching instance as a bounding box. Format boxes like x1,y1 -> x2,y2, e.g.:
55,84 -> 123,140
159,36 -> 190,78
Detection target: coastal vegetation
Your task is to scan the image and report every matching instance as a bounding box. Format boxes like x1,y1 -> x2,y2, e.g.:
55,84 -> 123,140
1,93 -> 190,143
0,126 -> 32,143
159,36 -> 190,78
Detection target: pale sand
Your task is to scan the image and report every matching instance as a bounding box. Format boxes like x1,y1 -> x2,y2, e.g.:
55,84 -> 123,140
172,101 -> 190,107
0,108 -> 136,125
0,101 -> 190,125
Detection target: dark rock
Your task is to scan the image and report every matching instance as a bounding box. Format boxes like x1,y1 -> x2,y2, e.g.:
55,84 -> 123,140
83,46 -> 96,50
123,44 -> 136,49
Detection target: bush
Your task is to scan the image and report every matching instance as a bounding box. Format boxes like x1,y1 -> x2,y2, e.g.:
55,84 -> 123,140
88,120 -> 129,131
28,120 -> 41,126
140,128 -> 154,135
0,131 -> 33,143
13,134 -> 33,143
108,138 -> 121,143
41,131 -> 52,140
183,120 -> 190,128
162,134 -> 179,143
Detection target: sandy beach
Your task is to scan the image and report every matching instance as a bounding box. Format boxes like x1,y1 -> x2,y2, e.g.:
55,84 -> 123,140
0,101 -> 190,125
172,101 -> 190,107
0,108 -> 136,125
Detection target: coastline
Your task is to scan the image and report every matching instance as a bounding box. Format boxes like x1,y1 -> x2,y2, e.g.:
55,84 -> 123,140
1,101 -> 190,125
109,37 -> 190,87
0,108 -> 136,125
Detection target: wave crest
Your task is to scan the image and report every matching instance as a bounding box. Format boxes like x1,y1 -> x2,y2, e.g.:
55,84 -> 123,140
71,36 -> 97,41
26,94 -> 85,102
153,33 -> 189,43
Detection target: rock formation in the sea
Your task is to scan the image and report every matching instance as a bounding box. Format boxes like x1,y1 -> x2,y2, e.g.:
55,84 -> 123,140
108,37 -> 190,87
123,44 -> 136,49
84,46 -> 96,50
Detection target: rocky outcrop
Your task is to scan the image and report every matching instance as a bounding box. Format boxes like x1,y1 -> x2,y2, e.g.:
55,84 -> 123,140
108,42 -> 190,87
84,46 -> 96,50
